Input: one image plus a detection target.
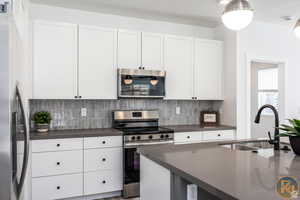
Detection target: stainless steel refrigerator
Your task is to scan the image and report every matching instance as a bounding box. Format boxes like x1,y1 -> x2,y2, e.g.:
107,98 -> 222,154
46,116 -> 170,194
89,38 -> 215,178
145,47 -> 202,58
0,2 -> 30,200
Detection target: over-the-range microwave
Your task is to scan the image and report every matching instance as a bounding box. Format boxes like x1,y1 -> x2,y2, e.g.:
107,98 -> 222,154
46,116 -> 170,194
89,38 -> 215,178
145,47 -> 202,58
118,68 -> 166,98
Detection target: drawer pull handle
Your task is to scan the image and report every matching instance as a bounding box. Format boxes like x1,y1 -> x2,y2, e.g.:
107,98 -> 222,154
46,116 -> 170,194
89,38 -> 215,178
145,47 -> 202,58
102,180 -> 106,184
218,134 -> 221,137
57,144 -> 60,147
102,158 -> 106,162
102,141 -> 106,144
56,162 -> 61,166
57,186 -> 60,190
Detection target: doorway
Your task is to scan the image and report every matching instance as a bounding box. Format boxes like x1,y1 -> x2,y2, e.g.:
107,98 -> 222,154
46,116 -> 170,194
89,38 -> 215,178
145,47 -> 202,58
250,61 -> 284,139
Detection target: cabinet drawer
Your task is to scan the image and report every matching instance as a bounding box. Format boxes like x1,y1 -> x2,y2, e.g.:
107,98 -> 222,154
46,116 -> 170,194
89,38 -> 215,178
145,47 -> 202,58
174,132 -> 202,144
32,173 -> 83,200
84,170 -> 122,195
84,136 -> 122,149
202,130 -> 235,141
32,150 -> 83,177
32,138 -> 83,152
84,148 -> 122,172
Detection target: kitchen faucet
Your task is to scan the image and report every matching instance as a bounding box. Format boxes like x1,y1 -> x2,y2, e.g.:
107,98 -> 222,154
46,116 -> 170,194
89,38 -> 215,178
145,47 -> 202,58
254,104 -> 280,150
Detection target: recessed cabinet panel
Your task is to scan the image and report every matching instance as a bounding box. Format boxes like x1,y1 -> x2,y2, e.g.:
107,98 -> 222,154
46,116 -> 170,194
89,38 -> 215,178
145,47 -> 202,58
84,170 -> 123,195
84,148 -> 122,172
194,39 -> 223,100
164,35 -> 194,100
142,32 -> 164,70
117,29 -> 141,69
33,21 -> 78,99
79,26 -> 117,99
32,150 -> 83,177
32,173 -> 83,200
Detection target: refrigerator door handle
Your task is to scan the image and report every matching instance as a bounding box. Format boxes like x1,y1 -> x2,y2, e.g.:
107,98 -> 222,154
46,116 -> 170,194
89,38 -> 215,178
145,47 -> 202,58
16,86 -> 29,199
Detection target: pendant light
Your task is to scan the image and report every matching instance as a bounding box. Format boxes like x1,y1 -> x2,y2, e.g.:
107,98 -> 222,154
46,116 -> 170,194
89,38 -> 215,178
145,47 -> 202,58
222,0 -> 254,31
294,19 -> 300,38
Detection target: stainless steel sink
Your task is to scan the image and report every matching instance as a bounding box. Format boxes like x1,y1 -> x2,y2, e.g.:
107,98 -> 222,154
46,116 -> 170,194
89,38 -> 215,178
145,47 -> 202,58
220,140 -> 288,151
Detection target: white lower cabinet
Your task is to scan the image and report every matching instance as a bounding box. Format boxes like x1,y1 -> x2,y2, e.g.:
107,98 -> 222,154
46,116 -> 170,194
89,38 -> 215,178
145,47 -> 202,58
31,136 -> 123,200
174,130 -> 236,144
83,137 -> 123,196
174,132 -> 202,144
84,148 -> 122,172
202,130 -> 235,141
84,170 -> 123,195
32,150 -> 83,177
32,173 -> 83,200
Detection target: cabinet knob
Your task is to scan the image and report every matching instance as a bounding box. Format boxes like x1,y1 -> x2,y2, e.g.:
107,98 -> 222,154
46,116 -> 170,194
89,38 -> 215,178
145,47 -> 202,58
102,158 -> 106,162
56,144 -> 60,147
218,134 -> 221,137
57,186 -> 60,190
102,180 -> 106,184
74,96 -> 78,99
79,96 -> 82,99
56,162 -> 61,166
187,136 -> 190,139
102,141 -> 106,144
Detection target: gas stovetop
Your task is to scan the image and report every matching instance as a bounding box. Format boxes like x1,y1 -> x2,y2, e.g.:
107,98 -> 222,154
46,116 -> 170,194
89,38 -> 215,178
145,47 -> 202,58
112,110 -> 174,146
116,126 -> 174,135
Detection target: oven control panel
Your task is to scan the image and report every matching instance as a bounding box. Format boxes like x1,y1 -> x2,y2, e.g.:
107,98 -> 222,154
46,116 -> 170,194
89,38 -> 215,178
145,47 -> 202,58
124,133 -> 174,143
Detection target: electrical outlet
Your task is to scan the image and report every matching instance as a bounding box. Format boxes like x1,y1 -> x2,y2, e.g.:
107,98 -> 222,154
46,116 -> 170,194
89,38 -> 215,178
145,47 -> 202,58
81,108 -> 87,117
176,106 -> 181,115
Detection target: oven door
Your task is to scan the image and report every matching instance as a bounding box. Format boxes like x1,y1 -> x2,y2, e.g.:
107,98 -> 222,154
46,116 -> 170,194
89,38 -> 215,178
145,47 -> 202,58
118,70 -> 166,98
123,146 -> 140,198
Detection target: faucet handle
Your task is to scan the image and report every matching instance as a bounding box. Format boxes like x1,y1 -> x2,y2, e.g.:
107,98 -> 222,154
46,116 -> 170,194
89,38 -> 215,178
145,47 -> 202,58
268,132 -> 274,144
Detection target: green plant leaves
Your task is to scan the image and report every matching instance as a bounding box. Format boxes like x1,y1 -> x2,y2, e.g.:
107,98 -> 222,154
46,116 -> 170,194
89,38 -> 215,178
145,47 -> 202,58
33,111 -> 52,124
277,119 -> 300,137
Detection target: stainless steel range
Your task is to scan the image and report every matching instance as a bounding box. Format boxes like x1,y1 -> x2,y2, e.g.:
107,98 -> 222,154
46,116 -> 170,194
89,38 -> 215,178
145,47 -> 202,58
112,110 -> 174,198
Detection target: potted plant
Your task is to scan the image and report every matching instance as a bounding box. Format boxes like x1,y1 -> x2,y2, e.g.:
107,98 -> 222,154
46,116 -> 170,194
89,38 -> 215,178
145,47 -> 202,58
32,111 -> 52,134
278,119 -> 300,156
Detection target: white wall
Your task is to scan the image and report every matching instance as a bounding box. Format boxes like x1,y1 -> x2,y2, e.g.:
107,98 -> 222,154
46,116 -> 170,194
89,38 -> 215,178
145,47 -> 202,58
237,21 -> 300,138
29,4 -> 215,39
214,25 -> 237,128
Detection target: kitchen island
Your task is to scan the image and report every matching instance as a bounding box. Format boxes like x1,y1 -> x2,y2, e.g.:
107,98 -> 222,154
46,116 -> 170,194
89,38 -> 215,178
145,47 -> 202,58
139,141 -> 300,200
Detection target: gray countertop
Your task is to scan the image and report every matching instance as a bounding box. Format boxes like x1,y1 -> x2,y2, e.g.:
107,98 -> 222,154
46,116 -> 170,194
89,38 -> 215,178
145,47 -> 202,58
26,128 -> 123,140
139,141 -> 300,200
165,124 -> 236,133
19,124 -> 235,141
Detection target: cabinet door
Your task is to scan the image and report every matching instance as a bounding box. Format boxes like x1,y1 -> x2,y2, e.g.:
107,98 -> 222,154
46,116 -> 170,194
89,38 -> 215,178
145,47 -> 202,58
33,21 -> 77,99
117,29 -> 141,69
164,35 -> 194,100
32,173 -> 83,200
142,32 -> 164,70
79,25 -> 117,99
194,39 -> 223,100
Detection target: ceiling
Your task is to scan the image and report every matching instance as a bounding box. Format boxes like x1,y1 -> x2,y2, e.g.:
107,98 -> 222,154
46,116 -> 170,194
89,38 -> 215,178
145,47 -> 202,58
30,0 -> 300,27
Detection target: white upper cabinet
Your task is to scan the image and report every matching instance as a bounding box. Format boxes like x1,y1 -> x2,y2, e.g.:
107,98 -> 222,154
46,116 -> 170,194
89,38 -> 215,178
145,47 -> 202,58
141,32 -> 164,70
33,21 -> 78,99
78,25 -> 117,99
117,29 -> 142,69
164,35 -> 194,100
194,39 -> 223,100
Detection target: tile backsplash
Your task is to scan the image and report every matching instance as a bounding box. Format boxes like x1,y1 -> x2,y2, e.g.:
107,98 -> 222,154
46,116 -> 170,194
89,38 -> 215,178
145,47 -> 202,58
30,99 -> 222,130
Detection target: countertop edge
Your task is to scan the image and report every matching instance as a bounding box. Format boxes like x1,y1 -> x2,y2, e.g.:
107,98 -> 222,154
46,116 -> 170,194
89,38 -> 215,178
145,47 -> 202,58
139,147 -> 238,200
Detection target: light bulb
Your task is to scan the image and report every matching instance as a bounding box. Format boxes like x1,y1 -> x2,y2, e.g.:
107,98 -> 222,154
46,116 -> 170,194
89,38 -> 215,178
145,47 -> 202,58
222,0 -> 254,31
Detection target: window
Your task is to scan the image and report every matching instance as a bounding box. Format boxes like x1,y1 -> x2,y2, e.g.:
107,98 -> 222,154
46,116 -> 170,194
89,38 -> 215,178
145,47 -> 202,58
257,67 -> 279,115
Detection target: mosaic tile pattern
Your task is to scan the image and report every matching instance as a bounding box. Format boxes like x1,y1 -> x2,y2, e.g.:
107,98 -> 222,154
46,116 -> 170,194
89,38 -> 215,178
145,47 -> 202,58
30,99 -> 222,130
